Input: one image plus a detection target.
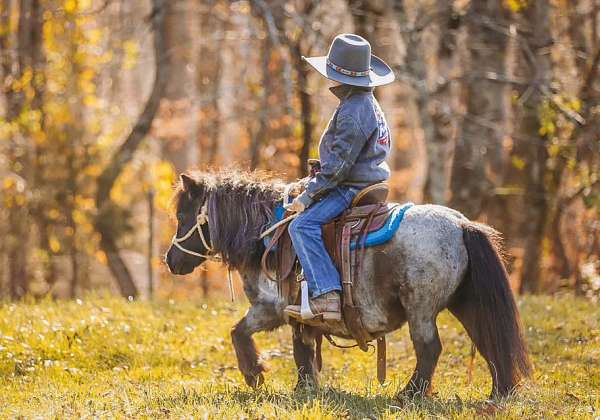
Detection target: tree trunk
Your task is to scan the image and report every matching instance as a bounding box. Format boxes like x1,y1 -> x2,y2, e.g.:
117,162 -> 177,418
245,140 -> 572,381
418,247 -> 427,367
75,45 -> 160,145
449,1 -> 511,218
291,41 -> 313,178
197,0 -> 223,166
394,2 -> 459,204
391,1 -> 459,204
250,35 -> 271,169
94,0 -> 170,299
162,0 -> 194,171
513,0 -> 553,294
2,0 -> 45,298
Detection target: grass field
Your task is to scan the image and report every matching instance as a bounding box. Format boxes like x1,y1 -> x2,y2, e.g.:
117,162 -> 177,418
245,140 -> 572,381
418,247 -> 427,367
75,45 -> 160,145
0,294 -> 598,419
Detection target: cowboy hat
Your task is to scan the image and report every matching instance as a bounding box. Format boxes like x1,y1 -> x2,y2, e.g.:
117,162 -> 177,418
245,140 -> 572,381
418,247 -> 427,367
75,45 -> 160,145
303,33 -> 395,87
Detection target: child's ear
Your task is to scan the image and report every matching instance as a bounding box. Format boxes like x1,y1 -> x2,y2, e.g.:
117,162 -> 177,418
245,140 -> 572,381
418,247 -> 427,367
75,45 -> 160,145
180,174 -> 199,195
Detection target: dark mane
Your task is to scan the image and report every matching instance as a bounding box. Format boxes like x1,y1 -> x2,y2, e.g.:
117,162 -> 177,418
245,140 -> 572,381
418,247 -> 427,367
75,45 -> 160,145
176,169 -> 286,269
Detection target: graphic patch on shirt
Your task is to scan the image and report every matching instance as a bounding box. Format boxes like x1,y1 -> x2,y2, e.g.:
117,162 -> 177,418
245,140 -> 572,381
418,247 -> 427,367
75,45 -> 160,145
375,106 -> 390,146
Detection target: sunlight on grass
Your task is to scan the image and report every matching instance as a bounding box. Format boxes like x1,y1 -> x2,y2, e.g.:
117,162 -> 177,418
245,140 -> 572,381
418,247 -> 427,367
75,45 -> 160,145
0,294 -> 598,418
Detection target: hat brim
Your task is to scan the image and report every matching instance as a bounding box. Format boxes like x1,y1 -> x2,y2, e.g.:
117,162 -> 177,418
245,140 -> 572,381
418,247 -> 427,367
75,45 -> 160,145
303,54 -> 395,87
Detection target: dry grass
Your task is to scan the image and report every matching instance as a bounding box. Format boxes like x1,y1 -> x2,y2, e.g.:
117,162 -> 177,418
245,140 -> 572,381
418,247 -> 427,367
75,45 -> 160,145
0,294 -> 598,419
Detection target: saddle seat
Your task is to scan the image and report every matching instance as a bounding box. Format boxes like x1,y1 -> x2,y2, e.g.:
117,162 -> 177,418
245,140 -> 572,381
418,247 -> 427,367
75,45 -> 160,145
350,182 -> 389,207
322,182 -> 392,261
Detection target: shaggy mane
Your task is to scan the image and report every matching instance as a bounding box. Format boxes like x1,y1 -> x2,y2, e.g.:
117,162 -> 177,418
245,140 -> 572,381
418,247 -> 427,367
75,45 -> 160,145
174,168 -> 288,269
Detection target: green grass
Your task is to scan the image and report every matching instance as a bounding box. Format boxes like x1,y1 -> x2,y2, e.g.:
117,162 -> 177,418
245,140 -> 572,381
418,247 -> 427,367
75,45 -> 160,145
0,294 -> 598,419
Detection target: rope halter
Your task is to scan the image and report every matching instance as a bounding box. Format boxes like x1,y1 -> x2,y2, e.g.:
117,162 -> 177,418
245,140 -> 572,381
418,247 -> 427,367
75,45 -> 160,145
171,202 -> 214,258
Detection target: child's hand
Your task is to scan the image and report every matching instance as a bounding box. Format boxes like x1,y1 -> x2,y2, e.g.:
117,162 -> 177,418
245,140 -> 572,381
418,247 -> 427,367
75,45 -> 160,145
288,198 -> 306,213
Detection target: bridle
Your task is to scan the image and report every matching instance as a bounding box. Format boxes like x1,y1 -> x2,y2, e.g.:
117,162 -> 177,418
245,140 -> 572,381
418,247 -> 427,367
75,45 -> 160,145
171,202 -> 215,259
170,200 -> 234,300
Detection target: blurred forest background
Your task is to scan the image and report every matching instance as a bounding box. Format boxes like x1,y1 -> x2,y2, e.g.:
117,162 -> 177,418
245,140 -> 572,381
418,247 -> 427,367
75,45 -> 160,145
0,0 -> 598,302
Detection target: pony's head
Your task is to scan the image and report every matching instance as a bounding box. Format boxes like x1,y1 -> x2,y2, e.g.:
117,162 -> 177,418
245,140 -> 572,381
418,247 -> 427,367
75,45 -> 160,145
165,173 -> 212,275
166,169 -> 283,274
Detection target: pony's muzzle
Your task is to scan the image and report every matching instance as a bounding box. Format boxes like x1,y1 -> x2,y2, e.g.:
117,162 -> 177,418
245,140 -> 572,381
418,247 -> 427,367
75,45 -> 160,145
165,245 -> 200,275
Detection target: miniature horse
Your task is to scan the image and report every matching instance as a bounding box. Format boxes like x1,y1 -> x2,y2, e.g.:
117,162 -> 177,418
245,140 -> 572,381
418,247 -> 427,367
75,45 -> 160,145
165,170 -> 531,399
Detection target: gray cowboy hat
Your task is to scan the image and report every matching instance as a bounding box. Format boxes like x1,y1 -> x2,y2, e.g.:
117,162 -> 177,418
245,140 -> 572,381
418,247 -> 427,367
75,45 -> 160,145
303,33 -> 395,87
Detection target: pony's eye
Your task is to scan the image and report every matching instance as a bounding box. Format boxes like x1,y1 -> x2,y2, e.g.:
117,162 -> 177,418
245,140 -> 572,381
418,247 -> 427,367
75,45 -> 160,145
176,212 -> 185,221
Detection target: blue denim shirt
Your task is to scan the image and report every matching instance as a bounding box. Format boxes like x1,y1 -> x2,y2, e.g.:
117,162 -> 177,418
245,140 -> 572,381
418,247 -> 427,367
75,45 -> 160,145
297,85 -> 391,207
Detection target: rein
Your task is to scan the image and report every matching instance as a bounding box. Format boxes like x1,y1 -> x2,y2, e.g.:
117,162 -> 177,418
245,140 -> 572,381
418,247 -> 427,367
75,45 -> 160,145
259,182 -> 299,239
171,202 -> 215,259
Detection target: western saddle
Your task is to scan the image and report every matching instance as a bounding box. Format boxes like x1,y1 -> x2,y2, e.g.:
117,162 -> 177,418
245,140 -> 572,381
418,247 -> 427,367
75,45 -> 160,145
261,182 -> 397,384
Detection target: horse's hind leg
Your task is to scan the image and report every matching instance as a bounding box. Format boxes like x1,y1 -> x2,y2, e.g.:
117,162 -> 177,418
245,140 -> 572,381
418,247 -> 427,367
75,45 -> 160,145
398,314 -> 442,398
231,303 -> 283,388
292,324 -> 320,390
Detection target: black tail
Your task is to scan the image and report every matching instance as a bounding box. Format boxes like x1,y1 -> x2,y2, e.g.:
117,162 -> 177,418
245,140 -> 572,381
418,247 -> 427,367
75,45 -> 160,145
449,222 -> 532,397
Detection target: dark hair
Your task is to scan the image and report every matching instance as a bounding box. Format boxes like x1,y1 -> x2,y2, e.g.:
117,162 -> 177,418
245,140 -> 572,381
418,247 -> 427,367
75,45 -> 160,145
174,169 -> 284,269
449,222 -> 532,396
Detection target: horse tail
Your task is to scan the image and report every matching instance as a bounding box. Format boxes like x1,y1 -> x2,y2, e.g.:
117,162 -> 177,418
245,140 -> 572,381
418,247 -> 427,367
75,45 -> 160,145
448,222 -> 532,397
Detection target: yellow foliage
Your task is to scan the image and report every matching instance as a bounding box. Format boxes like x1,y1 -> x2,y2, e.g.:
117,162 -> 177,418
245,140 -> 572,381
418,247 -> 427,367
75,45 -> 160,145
568,98 -> 582,112
87,118 -> 102,135
75,195 -> 95,210
110,164 -> 138,206
15,195 -> 26,206
10,67 -> 33,95
538,99 -> 557,137
152,161 -> 177,212
33,130 -> 47,145
87,28 -> 103,46
505,0 -> 528,12
72,209 -> 87,225
63,0 -> 77,14
79,0 -> 93,11
83,95 -> 99,108
48,209 -> 61,220
512,156 -> 526,170
79,67 -> 95,82
84,164 -> 102,177
122,40 -> 140,70
95,250 -> 107,264
549,143 -> 561,158
49,236 -> 61,253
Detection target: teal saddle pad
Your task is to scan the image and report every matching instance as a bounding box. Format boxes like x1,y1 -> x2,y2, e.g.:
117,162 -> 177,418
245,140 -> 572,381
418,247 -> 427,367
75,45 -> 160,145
350,202 -> 413,250
264,202 -> 414,251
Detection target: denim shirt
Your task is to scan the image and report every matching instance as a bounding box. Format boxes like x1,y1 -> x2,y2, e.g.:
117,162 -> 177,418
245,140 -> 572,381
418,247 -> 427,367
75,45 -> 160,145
297,85 -> 391,207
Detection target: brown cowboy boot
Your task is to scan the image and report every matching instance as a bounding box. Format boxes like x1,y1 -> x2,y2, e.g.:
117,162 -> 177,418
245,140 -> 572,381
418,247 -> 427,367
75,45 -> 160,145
285,291 -> 341,321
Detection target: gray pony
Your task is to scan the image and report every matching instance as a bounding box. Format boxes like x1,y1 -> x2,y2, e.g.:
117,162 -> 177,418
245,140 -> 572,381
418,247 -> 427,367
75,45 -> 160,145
166,170 -> 532,399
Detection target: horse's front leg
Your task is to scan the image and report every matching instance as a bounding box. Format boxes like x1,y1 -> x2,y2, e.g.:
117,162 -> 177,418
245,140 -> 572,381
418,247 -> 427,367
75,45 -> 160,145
231,302 -> 284,388
292,324 -> 321,390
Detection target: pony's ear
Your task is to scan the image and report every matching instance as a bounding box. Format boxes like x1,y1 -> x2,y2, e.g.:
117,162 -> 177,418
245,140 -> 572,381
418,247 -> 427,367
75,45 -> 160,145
180,174 -> 199,195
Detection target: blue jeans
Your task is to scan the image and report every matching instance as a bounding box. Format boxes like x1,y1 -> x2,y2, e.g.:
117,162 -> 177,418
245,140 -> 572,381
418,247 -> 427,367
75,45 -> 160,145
289,186 -> 358,297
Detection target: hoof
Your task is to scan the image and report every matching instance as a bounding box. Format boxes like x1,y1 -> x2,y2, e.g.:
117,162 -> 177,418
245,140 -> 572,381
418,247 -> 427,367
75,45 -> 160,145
396,382 -> 431,401
476,400 -> 500,416
294,377 -> 319,392
244,372 -> 265,388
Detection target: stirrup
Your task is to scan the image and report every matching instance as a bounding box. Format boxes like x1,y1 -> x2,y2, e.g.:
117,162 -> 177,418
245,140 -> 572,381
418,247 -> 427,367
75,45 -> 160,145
300,279 -> 316,319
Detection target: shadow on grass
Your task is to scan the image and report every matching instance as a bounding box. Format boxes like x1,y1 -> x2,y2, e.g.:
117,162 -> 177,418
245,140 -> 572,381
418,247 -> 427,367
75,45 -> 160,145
153,384 -> 504,418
